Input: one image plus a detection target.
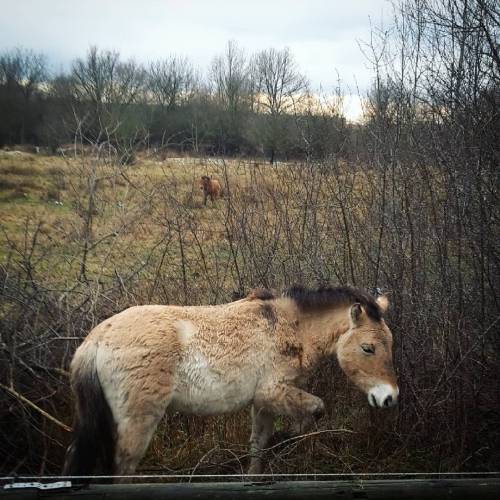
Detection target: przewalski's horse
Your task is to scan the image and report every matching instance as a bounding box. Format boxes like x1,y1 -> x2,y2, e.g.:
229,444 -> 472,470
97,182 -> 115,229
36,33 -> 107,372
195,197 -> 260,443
200,175 -> 222,205
63,286 -> 398,477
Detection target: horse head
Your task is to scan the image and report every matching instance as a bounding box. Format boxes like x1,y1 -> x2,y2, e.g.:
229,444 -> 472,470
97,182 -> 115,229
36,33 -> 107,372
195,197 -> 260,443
336,295 -> 398,408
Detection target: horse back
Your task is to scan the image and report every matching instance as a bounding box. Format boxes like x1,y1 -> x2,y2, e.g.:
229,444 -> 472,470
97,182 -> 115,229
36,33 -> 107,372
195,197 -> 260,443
75,300 -> 278,366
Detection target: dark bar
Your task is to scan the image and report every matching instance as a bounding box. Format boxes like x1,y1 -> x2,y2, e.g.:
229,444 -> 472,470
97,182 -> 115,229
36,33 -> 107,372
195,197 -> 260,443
2,479 -> 500,499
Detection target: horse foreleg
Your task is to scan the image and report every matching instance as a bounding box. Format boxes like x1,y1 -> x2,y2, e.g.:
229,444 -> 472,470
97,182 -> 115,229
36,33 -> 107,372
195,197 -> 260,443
258,384 -> 324,419
248,385 -> 324,473
248,406 -> 274,475
256,384 -> 325,435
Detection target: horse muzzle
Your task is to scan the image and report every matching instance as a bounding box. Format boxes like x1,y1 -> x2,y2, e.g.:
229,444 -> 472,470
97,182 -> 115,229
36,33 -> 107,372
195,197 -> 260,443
368,383 -> 399,408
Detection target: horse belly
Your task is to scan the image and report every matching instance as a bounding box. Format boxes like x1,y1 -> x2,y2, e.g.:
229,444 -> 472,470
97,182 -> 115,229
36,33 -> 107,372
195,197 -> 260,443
170,351 -> 260,415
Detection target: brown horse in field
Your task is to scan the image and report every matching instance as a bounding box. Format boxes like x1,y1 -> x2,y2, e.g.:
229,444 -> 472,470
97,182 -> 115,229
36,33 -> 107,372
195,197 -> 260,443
63,286 -> 398,476
200,175 -> 222,205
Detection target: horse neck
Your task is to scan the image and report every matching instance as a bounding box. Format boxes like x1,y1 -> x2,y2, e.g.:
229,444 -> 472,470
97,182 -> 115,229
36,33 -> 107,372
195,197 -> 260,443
295,305 -> 351,368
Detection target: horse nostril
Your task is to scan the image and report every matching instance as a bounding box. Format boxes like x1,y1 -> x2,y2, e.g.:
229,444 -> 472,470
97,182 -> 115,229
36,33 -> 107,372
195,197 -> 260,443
370,394 -> 378,408
383,395 -> 393,407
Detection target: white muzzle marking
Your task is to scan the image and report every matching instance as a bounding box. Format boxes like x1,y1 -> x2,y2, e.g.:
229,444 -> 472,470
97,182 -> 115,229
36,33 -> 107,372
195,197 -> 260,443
368,383 -> 399,408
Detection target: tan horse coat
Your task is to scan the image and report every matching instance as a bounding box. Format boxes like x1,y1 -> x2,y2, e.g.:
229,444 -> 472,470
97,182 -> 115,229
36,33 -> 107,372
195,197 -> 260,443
65,287 -> 398,476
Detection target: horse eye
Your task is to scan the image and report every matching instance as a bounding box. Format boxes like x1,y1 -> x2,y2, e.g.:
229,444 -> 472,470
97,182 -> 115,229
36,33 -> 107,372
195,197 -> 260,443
361,343 -> 375,354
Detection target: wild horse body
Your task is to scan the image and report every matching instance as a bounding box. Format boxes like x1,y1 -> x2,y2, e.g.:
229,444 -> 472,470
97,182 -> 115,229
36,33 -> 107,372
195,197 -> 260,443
64,286 -> 398,476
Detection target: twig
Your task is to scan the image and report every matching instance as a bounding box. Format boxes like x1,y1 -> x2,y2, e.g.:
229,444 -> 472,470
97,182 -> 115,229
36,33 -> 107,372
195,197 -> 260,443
263,428 -> 354,453
0,382 -> 72,432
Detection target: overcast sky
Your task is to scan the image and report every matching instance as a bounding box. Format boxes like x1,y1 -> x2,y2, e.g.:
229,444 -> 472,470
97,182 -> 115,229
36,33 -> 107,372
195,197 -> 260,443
0,0 -> 391,119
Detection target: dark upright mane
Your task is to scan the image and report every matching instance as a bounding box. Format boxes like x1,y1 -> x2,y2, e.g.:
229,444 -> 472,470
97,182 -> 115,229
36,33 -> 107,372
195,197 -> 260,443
285,285 -> 382,321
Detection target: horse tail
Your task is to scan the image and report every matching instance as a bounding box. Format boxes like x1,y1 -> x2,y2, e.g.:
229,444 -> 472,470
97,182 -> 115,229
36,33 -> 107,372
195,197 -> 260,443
63,340 -> 116,476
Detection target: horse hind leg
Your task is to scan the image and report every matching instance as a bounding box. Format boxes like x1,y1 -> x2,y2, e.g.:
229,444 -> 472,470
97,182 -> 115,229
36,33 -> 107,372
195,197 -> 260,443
111,380 -> 176,476
98,357 -> 178,477
97,323 -> 186,478
114,411 -> 165,476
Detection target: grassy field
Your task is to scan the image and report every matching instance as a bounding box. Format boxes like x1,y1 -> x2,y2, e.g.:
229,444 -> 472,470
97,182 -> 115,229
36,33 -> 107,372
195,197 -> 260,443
1,151 -> 246,303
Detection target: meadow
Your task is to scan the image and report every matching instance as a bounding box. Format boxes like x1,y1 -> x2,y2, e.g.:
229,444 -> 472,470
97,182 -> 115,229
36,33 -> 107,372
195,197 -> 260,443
1,147 -> 498,475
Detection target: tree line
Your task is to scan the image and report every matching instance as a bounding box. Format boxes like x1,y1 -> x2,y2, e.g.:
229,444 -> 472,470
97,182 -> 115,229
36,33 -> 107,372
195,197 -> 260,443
0,42 -> 348,162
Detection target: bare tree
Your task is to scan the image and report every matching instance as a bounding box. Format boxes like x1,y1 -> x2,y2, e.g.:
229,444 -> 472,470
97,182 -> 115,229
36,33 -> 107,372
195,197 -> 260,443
253,47 -> 307,115
70,46 -> 146,137
148,56 -> 196,110
252,47 -> 308,162
0,47 -> 47,143
0,48 -> 47,99
210,41 -> 253,114
207,41 -> 255,154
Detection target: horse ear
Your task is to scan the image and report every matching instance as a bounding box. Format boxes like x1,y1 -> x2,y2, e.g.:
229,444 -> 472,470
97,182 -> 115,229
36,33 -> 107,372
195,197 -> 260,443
376,294 -> 390,313
350,303 -> 363,325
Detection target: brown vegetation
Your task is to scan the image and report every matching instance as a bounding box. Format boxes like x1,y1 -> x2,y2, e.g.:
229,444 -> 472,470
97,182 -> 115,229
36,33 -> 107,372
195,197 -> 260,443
0,147 -> 498,475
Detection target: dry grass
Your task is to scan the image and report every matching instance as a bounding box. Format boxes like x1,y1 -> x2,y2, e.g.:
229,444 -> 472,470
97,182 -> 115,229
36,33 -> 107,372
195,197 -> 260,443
0,153 -> 295,285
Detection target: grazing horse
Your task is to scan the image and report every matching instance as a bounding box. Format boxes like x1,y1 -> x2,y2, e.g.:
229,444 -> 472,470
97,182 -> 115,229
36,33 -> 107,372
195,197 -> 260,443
200,175 -> 222,205
63,286 -> 398,476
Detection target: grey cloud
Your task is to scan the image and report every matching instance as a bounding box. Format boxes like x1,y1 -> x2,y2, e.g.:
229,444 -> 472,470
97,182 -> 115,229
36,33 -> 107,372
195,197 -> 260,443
0,0 -> 390,91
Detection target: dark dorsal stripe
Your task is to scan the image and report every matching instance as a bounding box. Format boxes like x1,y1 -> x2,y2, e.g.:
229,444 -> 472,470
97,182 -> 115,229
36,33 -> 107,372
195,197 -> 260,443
285,285 -> 382,321
247,288 -> 276,301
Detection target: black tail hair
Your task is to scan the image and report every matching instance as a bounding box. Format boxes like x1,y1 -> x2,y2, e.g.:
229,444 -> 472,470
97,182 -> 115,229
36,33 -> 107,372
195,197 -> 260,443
63,359 -> 116,477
